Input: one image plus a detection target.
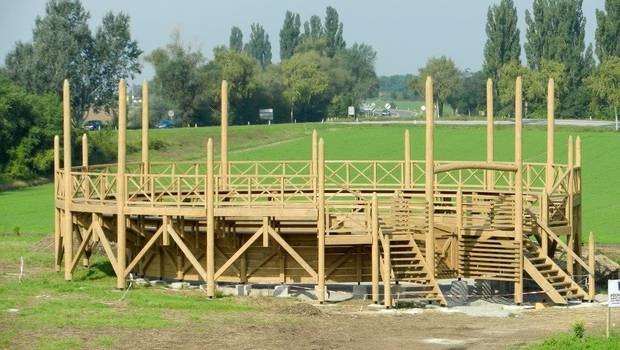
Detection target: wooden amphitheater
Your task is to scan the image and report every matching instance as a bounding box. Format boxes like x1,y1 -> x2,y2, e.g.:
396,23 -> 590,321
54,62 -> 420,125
53,76 -> 596,307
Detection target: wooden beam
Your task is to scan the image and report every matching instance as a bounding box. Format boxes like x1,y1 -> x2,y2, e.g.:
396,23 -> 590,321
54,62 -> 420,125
62,79 -> 73,281
206,138 -> 215,296
220,80 -> 229,189
435,162 -> 517,174
141,80 -> 149,165
514,76 -> 524,305
167,224 -> 207,281
588,231 -> 595,301
546,78 -> 555,194
371,193 -> 379,303
215,227 -> 263,280
92,218 -> 119,276
53,135 -> 61,272
125,225 -> 165,275
486,78 -> 494,190
425,76 -> 435,277
266,226 -> 317,279
246,249 -> 279,278
325,247 -> 354,278
404,129 -> 411,188
317,137 -> 326,302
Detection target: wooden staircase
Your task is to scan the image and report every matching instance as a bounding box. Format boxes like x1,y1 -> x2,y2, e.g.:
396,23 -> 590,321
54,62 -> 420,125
523,239 -> 586,304
380,192 -> 446,306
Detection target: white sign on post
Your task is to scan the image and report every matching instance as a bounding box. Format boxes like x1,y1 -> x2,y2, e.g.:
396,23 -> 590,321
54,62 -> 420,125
609,279 -> 620,307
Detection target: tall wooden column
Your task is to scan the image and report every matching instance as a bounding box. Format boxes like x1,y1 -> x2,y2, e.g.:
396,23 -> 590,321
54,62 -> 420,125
62,79 -> 73,281
575,137 -> 582,259
206,138 -> 215,297
371,193 -> 379,303
312,129 -> 318,195
486,79 -> 494,190
514,77 -> 524,304
546,78 -> 555,195
425,76 -> 435,277
81,133 -> 90,267
116,80 -> 127,289
220,80 -> 229,189
404,129 -> 411,188
317,138 -> 326,303
567,136 -> 574,276
141,81 -> 149,172
53,135 -> 61,272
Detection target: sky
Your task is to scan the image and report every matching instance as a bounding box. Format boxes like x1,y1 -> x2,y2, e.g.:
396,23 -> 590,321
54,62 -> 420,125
0,0 -> 606,80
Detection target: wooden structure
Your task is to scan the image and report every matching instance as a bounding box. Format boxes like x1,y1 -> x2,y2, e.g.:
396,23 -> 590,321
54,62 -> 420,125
53,77 -> 595,307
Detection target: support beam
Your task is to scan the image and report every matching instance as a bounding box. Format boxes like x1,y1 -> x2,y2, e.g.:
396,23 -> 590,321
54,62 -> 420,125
267,226 -> 317,279
62,79 -> 73,281
81,133 -> 90,267
206,138 -> 215,297
546,78 -> 555,194
383,236 -> 392,308
514,76 -> 524,305
312,129 -> 318,195
567,136 -> 574,276
141,80 -> 149,165
371,193 -> 379,303
588,231 -> 595,301
404,129 -> 411,188
317,137 -> 326,303
116,79 -> 127,289
220,80 -> 229,189
167,225 -> 207,281
486,78 -> 494,190
425,76 -> 435,277
53,135 -> 61,272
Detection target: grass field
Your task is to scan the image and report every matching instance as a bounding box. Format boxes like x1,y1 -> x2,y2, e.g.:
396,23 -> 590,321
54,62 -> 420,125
1,122 -> 618,242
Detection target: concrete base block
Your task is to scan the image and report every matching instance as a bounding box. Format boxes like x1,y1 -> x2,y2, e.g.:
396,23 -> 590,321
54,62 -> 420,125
352,285 -> 368,299
170,282 -> 190,289
273,284 -> 289,297
235,284 -> 252,296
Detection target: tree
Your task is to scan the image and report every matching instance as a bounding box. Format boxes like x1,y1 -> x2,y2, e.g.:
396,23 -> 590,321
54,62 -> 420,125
146,31 -> 207,125
245,23 -> 272,69
281,51 -> 330,122
524,0 -> 594,117
4,0 -> 141,122
279,11 -> 301,60
587,56 -> 620,128
324,7 -> 345,57
448,70 -> 486,116
483,0 -> 520,96
412,56 -> 461,117
595,0 -> 620,61
229,26 -> 243,53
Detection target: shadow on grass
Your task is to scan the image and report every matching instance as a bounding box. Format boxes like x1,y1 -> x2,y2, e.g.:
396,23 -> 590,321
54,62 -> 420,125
73,261 -> 115,281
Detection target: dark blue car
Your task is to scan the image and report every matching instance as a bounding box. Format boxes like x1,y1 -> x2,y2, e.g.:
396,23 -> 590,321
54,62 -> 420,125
156,120 -> 175,129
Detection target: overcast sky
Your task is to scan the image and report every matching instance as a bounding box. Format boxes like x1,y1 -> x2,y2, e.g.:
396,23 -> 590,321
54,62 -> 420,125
0,0 -> 605,81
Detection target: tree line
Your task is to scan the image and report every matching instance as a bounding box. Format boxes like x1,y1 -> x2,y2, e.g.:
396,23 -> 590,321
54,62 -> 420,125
379,0 -> 619,119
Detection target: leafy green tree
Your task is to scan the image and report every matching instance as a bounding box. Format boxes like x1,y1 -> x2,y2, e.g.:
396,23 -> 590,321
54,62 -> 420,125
378,75 -> 417,100
324,7 -> 345,57
587,56 -> 620,126
497,61 -> 529,116
524,0 -> 594,117
146,31 -> 207,125
0,73 -> 61,179
412,56 -> 461,117
483,0 -> 520,98
229,26 -> 243,53
281,51 -> 330,121
4,0 -> 141,122
245,23 -> 272,69
595,0 -> 620,61
279,11 -> 301,60
448,70 -> 486,116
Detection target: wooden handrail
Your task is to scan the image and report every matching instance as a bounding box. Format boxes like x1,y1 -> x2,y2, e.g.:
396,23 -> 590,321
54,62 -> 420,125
435,161 -> 517,173
533,216 -> 592,275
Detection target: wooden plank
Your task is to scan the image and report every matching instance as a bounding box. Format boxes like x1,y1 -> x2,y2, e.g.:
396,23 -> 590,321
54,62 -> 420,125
166,225 -> 208,281
325,248 -> 354,278
325,235 -> 372,245
266,226 -> 317,279
215,227 -> 263,280
125,225 -> 165,276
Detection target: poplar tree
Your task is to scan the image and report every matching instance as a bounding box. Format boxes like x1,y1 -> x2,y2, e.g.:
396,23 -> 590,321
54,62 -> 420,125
595,0 -> 620,61
279,11 -> 301,60
483,0 -> 520,87
229,26 -> 243,53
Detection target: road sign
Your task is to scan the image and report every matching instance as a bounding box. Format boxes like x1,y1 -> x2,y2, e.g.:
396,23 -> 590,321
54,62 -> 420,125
167,110 -> 174,118
348,106 -> 355,116
259,108 -> 274,121
609,279 -> 620,307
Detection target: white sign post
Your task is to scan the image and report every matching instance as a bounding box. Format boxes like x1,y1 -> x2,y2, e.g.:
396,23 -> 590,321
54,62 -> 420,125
608,279 -> 620,338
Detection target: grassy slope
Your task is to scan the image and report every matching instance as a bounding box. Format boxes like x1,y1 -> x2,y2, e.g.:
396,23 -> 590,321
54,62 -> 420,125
0,123 -> 618,242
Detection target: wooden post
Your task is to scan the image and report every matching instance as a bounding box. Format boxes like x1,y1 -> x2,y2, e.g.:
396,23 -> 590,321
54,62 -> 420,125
53,135 -> 61,272
546,78 -> 555,195
141,80 -> 149,173
514,76 -> 524,305
456,189 -> 463,276
206,138 -> 215,297
220,80 -> 229,189
486,79 -> 494,190
575,136 -> 582,259
404,129 -> 411,188
116,79 -> 127,289
588,231 -> 595,301
62,79 -> 73,281
312,129 -> 318,195
317,138 -> 326,303
81,133 -> 90,267
425,76 -> 435,277
371,193 -> 379,303
567,136 -> 574,276
383,235 -> 392,308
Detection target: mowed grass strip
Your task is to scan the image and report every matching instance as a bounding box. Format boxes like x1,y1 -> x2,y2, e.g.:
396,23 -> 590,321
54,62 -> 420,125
0,123 -> 618,242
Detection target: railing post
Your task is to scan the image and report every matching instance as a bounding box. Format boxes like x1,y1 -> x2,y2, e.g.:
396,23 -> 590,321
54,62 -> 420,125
588,231 -> 595,301
141,80 -> 149,191
116,79 -> 127,289
220,80 -> 229,190
62,79 -> 73,281
567,136 -> 574,276
486,78 -> 494,191
312,129 -> 318,196
207,138 -> 215,297
404,129 -> 411,188
514,76 -> 524,305
317,138 -> 326,303
425,76 -> 436,277
53,135 -> 61,272
456,189 -> 463,276
371,193 -> 379,304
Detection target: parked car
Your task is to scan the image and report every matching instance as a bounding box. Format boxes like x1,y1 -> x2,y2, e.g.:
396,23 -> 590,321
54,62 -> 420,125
83,120 -> 104,131
156,119 -> 175,129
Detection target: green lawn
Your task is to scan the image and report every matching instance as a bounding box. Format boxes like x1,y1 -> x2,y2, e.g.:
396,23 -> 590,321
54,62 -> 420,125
1,123 -> 618,242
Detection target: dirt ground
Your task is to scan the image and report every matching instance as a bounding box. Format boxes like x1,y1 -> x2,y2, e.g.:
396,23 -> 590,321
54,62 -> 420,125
6,297 -> 616,350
